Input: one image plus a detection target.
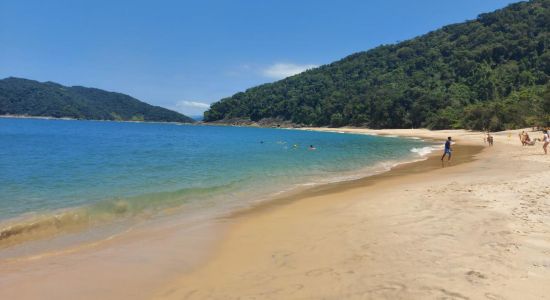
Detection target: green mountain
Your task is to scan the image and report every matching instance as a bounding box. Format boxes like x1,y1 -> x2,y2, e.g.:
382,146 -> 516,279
205,0 -> 550,130
0,77 -> 194,123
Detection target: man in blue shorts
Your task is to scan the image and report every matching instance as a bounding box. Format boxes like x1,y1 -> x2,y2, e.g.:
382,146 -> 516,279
441,136 -> 452,161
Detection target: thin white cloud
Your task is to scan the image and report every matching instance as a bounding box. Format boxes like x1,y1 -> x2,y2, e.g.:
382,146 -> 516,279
176,101 -> 210,109
262,63 -> 318,79
173,100 -> 211,116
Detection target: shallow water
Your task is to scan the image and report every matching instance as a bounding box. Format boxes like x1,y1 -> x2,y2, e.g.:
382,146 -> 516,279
0,118 -> 434,246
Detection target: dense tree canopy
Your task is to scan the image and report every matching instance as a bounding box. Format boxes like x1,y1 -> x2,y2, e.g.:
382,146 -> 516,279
0,78 -> 194,123
205,0 -> 550,130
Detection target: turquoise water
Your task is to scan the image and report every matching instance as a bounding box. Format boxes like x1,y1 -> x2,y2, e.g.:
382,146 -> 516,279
0,118 -> 431,237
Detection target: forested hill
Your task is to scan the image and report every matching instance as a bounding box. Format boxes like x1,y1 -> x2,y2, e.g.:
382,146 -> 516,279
205,0 -> 550,130
0,77 -> 195,123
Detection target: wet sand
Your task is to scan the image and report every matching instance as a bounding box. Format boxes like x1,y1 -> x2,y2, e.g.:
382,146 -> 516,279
0,213 -> 228,300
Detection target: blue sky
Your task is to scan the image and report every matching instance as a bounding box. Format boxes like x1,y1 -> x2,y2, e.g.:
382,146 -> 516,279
0,0 -> 518,116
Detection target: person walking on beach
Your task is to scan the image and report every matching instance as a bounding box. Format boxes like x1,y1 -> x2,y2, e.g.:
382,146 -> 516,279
441,137 -> 452,161
487,133 -> 494,146
543,130 -> 549,155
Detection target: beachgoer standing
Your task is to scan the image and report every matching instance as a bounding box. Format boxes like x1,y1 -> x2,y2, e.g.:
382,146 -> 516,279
487,133 -> 494,146
519,131 -> 526,146
543,130 -> 549,155
441,137 -> 452,161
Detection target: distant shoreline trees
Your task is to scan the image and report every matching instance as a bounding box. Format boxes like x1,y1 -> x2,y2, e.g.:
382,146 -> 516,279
0,78 -> 194,123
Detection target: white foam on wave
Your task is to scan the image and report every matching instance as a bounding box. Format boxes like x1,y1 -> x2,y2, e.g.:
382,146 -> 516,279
296,182 -> 318,187
410,146 -> 439,157
254,143 -> 443,213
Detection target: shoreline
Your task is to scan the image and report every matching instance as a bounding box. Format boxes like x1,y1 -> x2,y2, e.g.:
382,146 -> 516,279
0,114 -> 195,125
226,143 -> 481,221
1,128 -> 549,299
0,129 -> 463,298
153,128 -> 550,299
0,129 -> 437,251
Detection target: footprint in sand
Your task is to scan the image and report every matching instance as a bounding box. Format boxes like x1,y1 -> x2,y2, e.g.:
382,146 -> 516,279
305,267 -> 332,276
348,253 -> 370,263
255,283 -> 305,298
271,250 -> 293,268
485,292 -> 506,300
425,287 -> 470,300
305,267 -> 340,280
364,282 -> 407,297
466,270 -> 487,284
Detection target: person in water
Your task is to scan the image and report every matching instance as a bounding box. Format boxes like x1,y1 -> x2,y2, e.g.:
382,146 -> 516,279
309,145 -> 316,150
441,137 -> 452,161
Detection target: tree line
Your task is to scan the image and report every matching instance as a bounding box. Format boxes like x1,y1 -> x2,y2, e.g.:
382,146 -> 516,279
0,78 -> 194,123
205,0 -> 550,131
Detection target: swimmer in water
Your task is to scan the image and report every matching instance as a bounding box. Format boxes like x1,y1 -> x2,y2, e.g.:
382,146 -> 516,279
309,145 -> 316,150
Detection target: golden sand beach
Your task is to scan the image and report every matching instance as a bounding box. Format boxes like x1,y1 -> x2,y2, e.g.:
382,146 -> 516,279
154,128 -> 550,300
1,128 -> 549,299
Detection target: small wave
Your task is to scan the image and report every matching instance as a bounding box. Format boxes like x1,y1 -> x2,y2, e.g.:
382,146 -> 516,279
0,208 -> 93,249
410,146 -> 438,157
296,182 -> 318,187
0,181 -> 249,249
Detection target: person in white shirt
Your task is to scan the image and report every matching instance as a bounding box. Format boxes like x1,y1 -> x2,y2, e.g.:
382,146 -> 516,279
543,130 -> 549,155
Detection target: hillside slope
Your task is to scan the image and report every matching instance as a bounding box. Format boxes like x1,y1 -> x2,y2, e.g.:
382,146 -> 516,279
205,0 -> 550,130
0,77 -> 194,123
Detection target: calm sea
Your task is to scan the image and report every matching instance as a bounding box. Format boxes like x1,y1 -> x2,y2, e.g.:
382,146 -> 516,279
0,118 -> 434,245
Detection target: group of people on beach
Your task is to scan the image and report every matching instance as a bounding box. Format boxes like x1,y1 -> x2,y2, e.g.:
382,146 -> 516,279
519,129 -> 550,154
441,128 -> 549,163
519,131 -> 537,146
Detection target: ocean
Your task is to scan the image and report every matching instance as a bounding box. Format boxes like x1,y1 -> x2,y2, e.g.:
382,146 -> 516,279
0,118 -> 435,248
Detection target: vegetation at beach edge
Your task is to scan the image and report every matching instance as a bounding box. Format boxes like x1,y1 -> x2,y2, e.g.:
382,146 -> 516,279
205,0 -> 550,131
